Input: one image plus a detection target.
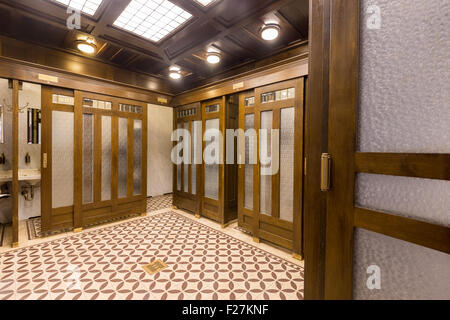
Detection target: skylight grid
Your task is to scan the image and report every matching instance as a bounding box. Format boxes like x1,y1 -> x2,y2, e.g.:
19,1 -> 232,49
54,0 -> 103,16
113,0 -> 193,42
194,0 -> 218,7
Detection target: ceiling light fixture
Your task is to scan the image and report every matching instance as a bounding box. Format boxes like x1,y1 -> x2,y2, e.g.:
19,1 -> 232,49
75,38 -> 97,54
206,52 -> 221,64
260,23 -> 280,41
169,66 -> 182,80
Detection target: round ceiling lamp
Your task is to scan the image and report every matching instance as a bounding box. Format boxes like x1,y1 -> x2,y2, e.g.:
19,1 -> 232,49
169,66 -> 182,80
260,23 -> 280,41
75,38 -> 97,54
206,52 -> 221,64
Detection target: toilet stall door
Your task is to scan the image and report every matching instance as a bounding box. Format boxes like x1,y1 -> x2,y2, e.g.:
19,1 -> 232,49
238,79 -> 305,254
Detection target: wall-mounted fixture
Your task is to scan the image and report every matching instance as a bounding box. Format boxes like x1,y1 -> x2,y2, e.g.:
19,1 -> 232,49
260,23 -> 280,41
75,37 -> 97,55
206,51 -> 221,64
25,153 -> 31,165
21,184 -> 36,201
0,153 -> 5,165
169,66 -> 182,80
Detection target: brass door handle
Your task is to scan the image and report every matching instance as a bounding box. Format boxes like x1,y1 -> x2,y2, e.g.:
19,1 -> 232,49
42,153 -> 48,169
321,153 -> 331,192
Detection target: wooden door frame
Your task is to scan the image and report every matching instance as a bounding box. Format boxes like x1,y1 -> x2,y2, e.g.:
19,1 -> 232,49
305,0 -> 450,300
201,97 -> 226,224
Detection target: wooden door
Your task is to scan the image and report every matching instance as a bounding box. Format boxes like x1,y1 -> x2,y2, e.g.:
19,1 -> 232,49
42,89 -> 147,232
173,103 -> 201,214
306,0 -> 450,299
41,86 -> 76,233
76,92 -> 147,229
238,79 -> 304,255
201,97 -> 226,224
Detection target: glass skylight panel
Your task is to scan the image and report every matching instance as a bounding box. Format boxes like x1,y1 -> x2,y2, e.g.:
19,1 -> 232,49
194,0 -> 218,6
113,0 -> 193,42
53,0 -> 103,16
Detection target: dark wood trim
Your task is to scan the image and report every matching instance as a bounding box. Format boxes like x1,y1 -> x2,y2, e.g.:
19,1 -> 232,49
11,79 -> 19,245
172,59 -> 309,107
303,0 -> 329,300
73,91 -> 83,229
0,56 -> 172,105
355,153 -> 450,181
324,0 -> 359,300
354,207 -> 450,255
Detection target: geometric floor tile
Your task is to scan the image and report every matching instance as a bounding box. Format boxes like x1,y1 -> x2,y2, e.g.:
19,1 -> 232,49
25,195 -> 173,241
146,194 -> 172,213
1,211 -> 304,300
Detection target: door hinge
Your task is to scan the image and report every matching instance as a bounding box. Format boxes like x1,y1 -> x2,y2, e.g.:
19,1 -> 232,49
321,153 -> 331,192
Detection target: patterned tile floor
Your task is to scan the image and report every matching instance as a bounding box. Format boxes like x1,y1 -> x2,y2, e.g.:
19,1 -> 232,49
0,211 -> 304,300
146,194 -> 173,212
24,194 -> 174,240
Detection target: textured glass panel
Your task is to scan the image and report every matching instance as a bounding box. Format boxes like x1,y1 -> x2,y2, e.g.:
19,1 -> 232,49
204,118 -> 219,200
279,108 -> 295,222
52,111 -> 74,208
358,0 -> 450,153
260,111 -> 272,215
133,120 -> 142,196
356,173 -> 450,227
82,114 -> 94,204
355,0 -> 450,300
244,114 -> 255,210
353,229 -> 450,300
176,123 -> 182,191
118,117 -> 128,198
101,116 -> 111,201
191,121 -> 199,195
183,122 -> 189,193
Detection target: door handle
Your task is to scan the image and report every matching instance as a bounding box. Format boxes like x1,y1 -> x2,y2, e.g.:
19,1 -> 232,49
42,153 -> 48,169
320,153 -> 331,192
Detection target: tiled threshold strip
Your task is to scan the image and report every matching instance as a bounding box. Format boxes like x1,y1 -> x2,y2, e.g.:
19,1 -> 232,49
0,211 -> 304,300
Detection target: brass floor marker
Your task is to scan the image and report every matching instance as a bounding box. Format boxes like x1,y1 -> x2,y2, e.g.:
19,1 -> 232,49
142,259 -> 168,275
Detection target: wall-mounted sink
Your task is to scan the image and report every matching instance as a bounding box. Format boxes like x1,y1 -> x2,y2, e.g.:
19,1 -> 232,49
0,169 -> 41,185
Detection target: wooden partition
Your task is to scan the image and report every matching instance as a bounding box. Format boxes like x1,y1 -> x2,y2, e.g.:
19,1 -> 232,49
173,102 -> 201,214
200,96 -> 238,226
238,78 -> 305,256
41,86 -> 147,233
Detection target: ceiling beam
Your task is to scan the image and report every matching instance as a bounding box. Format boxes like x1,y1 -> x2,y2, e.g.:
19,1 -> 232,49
164,0 -> 297,65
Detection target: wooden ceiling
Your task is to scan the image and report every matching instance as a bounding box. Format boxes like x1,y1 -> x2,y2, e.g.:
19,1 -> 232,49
0,0 -> 308,93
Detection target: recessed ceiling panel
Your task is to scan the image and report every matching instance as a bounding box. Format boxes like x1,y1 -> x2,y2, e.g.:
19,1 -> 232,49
53,0 -> 103,16
113,0 -> 193,43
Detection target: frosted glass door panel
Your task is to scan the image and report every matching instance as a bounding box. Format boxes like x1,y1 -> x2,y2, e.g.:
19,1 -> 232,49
279,107 -> 295,222
353,229 -> 450,300
192,121 -> 200,195
244,114 -> 255,210
118,117 -> 128,198
133,120 -> 142,196
183,122 -> 189,193
355,0 -> 450,300
176,123 -> 182,191
82,114 -> 94,204
204,118 -> 219,200
52,111 -> 74,208
260,111 -> 272,215
101,116 -> 112,201
358,0 -> 450,153
356,173 -> 450,227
